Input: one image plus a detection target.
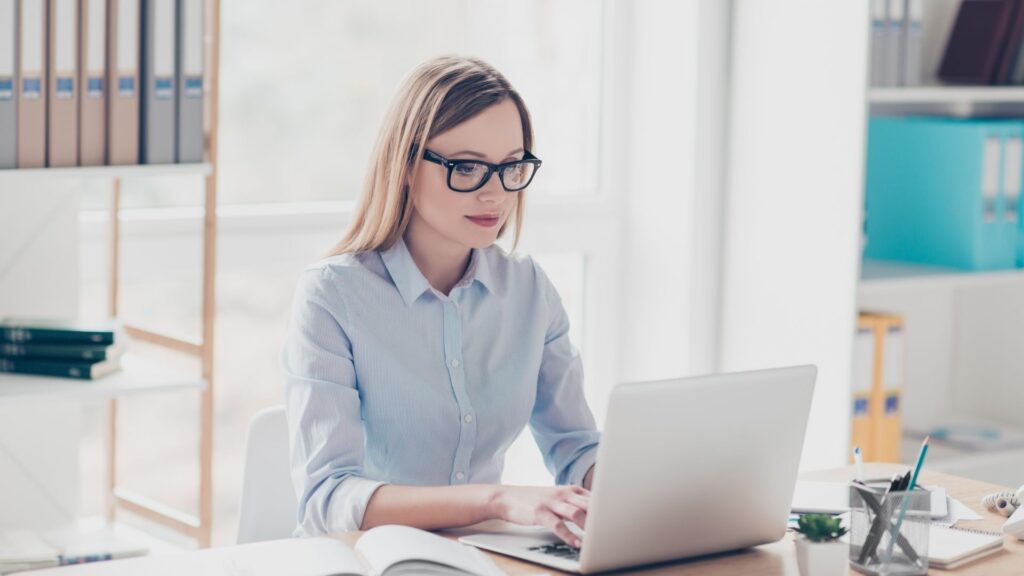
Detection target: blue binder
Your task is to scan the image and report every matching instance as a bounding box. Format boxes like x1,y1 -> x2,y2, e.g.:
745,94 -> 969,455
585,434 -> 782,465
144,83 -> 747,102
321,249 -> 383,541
865,117 -> 1019,271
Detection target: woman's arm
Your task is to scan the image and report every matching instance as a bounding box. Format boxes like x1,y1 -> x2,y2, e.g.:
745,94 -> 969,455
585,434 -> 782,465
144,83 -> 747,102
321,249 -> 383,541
284,268 -> 387,535
529,260 -> 601,488
363,484 -> 591,548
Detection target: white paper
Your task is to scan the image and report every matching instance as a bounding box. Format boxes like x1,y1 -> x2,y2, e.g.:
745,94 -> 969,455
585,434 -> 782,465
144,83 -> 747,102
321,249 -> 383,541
183,0 -> 203,76
0,0 -> 14,77
20,0 -> 43,75
851,329 -> 874,394
154,0 -> 175,77
117,0 -> 138,74
1004,137 -> 1022,223
982,137 -> 1001,222
86,0 -> 106,73
982,138 -> 1001,200
932,496 -> 984,528
54,0 -> 76,75
883,326 -> 903,390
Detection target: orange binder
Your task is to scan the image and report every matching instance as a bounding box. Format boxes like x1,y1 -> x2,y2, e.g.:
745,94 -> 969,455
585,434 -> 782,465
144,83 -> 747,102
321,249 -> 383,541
850,324 -> 875,461
853,312 -> 905,463
78,0 -> 105,165
16,0 -> 46,168
47,0 -> 77,167
878,322 -> 904,463
107,0 -> 139,165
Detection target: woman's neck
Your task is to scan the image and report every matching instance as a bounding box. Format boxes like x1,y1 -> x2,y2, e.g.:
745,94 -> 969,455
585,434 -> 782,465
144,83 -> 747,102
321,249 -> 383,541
403,218 -> 472,297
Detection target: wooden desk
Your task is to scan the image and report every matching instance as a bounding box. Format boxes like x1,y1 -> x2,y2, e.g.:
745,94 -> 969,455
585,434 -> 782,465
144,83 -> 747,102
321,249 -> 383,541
334,464 -> 1024,575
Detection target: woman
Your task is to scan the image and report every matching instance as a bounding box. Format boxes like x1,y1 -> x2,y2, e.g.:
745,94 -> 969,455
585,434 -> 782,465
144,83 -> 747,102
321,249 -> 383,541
282,56 -> 599,549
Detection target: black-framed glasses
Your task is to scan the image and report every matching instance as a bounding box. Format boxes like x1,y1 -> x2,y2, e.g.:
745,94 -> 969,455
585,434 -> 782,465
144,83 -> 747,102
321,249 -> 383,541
422,149 -> 542,193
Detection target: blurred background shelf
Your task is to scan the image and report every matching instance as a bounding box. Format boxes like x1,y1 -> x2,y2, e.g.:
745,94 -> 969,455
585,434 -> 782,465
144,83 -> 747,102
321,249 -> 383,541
0,163 -> 212,184
0,353 -> 206,402
868,86 -> 1024,104
868,87 -> 1024,116
900,432 -> 1024,489
858,259 -> 1024,294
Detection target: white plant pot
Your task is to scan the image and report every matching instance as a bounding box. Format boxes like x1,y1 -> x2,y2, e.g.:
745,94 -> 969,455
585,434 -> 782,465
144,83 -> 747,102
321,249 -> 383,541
795,536 -> 848,576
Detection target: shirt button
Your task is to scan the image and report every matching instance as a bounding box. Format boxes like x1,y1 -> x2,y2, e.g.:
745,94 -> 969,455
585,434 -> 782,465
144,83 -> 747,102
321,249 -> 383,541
456,472 -> 465,481
464,414 -> 473,423
450,358 -> 460,369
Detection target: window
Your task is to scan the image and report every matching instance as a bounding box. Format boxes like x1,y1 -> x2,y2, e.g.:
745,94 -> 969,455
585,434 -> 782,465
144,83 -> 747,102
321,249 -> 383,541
80,0 -> 605,211
218,0 -> 604,204
78,0 -> 616,545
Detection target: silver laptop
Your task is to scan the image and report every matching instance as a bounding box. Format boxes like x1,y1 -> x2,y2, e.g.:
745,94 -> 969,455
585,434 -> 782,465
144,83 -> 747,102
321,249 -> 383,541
459,365 -> 817,574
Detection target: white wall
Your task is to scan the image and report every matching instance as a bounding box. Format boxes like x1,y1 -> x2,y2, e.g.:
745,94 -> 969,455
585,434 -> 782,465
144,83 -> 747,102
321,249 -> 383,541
721,0 -> 868,470
617,0 -> 699,384
0,180 -> 83,529
617,0 -> 732,383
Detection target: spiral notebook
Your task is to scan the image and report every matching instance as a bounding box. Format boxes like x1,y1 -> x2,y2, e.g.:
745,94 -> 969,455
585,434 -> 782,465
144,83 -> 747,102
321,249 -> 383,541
929,524 -> 1004,570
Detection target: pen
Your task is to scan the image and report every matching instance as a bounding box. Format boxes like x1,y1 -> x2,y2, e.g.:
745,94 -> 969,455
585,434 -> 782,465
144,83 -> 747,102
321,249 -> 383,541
853,446 -> 865,482
884,436 -> 930,562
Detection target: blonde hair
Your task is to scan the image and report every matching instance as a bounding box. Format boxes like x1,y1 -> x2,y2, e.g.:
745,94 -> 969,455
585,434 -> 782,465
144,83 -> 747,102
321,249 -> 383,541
329,56 -> 534,256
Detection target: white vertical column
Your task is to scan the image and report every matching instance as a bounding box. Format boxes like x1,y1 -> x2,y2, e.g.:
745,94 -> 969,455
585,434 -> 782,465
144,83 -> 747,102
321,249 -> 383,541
618,0 -> 700,384
721,0 -> 868,470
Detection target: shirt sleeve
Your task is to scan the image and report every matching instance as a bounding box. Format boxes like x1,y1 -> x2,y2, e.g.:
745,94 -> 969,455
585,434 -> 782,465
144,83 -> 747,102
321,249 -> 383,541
528,260 -> 601,487
282,267 -> 387,536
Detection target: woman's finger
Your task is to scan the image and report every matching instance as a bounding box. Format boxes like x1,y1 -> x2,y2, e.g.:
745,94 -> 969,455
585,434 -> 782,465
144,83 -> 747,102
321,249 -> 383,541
540,510 -> 581,548
565,492 -> 590,512
550,500 -> 588,529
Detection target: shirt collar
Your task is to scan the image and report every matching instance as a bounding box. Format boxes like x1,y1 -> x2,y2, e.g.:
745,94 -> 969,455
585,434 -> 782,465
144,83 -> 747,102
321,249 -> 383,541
380,237 -> 494,307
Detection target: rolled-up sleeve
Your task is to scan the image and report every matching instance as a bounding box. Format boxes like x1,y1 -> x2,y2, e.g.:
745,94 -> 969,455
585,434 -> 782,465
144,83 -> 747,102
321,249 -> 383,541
282,268 -> 386,536
528,262 -> 601,487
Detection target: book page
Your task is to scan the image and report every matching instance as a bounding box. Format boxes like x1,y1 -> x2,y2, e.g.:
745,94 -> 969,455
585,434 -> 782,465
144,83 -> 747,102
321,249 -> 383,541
22,537 -> 366,575
928,525 -> 1003,566
356,526 -> 503,576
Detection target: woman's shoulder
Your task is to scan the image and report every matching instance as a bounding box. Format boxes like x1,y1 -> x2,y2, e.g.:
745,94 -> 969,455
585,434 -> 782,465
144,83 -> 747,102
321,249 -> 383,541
478,244 -> 550,291
296,251 -> 387,296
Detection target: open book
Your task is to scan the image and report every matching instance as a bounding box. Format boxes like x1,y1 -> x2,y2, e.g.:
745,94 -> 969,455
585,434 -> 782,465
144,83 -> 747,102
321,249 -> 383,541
344,525 -> 505,576
196,526 -> 506,576
28,526 -> 504,576
227,527 -> 505,576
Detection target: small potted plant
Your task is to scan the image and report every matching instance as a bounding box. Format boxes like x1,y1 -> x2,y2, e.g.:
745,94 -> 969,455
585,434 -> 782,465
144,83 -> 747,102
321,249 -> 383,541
794,513 -> 849,576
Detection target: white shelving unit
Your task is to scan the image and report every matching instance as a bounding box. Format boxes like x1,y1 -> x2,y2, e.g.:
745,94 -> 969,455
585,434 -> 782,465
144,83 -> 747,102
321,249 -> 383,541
868,86 -> 1024,104
860,1 -> 1024,487
0,163 -> 213,182
0,353 -> 206,402
859,259 -> 1024,294
0,1 -> 222,551
869,86 -> 1024,116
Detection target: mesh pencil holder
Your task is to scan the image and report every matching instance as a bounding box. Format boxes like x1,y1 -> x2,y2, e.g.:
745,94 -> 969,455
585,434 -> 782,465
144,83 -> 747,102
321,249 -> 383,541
849,481 -> 931,576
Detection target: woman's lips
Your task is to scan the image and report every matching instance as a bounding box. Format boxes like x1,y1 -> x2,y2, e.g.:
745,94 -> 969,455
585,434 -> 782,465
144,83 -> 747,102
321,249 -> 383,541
466,215 -> 500,228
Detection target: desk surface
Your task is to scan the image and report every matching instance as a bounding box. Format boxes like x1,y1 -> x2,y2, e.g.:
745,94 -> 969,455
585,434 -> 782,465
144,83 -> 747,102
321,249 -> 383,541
334,464 -> 1024,575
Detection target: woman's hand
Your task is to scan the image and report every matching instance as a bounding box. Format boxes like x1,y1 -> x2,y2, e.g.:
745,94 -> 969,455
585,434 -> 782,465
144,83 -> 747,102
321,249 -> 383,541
489,485 -> 590,547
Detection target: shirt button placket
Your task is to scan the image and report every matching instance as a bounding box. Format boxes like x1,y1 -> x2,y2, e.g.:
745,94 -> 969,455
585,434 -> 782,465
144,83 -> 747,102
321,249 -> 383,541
443,300 -> 475,485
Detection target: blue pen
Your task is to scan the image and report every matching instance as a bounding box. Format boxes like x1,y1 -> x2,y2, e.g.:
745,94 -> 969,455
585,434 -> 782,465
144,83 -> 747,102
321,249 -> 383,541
883,436 -> 930,563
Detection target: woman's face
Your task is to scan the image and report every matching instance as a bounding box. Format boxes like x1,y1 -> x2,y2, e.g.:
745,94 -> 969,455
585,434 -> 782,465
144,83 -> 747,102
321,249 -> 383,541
408,98 -> 525,251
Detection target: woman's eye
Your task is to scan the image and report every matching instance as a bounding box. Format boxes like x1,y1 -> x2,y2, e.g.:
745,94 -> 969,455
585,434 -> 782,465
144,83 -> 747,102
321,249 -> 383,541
454,163 -> 483,176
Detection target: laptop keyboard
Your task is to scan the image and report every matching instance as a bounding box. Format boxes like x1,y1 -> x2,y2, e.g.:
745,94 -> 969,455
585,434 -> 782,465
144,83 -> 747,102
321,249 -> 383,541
529,542 -> 581,561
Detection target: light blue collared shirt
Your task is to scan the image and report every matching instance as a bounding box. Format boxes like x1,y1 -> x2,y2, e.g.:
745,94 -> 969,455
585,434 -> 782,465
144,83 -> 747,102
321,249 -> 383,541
282,237 -> 601,536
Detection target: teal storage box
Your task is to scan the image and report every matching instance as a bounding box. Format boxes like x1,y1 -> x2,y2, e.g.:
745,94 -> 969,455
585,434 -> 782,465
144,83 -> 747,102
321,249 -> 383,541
865,117 -> 1019,271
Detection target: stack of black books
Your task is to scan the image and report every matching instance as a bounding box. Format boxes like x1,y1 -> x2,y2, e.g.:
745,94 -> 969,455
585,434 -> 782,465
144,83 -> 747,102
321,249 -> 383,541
0,318 -> 124,380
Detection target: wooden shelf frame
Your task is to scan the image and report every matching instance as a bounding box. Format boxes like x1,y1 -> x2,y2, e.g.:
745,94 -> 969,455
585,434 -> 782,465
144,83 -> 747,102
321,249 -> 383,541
104,0 -> 221,548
